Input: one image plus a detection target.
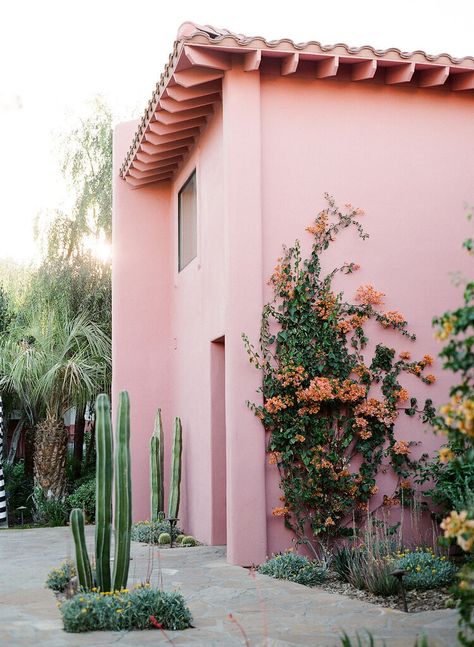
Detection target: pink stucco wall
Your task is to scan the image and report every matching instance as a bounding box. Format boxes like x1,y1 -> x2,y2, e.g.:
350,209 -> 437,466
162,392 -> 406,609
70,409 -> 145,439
113,64 -> 473,565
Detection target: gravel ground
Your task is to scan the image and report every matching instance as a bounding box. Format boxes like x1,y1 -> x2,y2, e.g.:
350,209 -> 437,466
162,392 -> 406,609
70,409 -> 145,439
316,570 -> 453,613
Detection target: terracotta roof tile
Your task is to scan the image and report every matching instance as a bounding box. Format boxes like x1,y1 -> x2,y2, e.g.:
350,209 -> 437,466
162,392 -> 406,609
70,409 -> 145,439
121,22 -> 474,187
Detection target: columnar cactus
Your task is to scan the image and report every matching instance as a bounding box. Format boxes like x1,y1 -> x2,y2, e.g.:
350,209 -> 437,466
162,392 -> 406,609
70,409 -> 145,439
70,508 -> 93,589
150,409 -> 164,521
95,393 -> 113,592
112,391 -> 132,591
70,391 -> 132,593
168,417 -> 182,519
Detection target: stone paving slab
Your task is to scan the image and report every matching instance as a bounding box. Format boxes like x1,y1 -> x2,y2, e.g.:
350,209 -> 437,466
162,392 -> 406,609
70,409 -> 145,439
0,526 -> 458,646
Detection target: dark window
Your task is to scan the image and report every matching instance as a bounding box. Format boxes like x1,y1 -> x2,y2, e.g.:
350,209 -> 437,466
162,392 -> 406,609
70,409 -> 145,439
178,171 -> 197,271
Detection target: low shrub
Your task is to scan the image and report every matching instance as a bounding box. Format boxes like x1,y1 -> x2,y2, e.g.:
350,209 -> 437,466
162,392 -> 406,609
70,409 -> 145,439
392,549 -> 457,590
33,487 -> 68,526
258,551 -> 328,586
46,560 -> 76,592
67,478 -> 95,522
158,532 -> 171,545
3,460 -> 34,522
348,552 -> 398,597
59,586 -> 192,632
333,546 -> 356,582
131,520 -> 182,543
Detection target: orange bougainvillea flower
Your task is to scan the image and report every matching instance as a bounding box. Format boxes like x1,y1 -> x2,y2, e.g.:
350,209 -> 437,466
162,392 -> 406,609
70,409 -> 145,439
425,374 -> 436,384
268,452 -> 282,465
355,284 -> 385,306
336,320 -> 352,334
399,351 -> 411,360
295,434 -> 305,442
306,211 -> 329,236
337,380 -> 366,402
396,388 -> 409,402
400,479 -> 411,490
423,354 -> 434,366
272,506 -> 290,517
380,311 -> 406,327
324,517 -> 335,526
383,496 -> 400,507
370,485 -> 379,495
392,440 -> 410,456
264,395 -> 292,414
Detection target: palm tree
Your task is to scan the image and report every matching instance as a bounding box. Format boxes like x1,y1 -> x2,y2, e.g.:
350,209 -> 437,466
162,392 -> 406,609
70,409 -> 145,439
0,312 -> 111,500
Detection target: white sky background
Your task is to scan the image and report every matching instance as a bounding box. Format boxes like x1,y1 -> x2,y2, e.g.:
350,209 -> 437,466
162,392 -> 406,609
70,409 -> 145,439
1,0 -> 473,263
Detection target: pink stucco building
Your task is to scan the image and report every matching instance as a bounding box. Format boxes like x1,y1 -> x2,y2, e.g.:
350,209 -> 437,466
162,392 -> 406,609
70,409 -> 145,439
113,23 -> 474,565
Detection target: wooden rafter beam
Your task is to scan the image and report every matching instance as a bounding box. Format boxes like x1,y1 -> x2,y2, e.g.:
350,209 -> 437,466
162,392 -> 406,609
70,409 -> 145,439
165,80 -> 221,101
451,70 -> 474,91
351,59 -> 377,81
315,56 -> 339,79
132,156 -> 182,172
136,146 -> 190,164
385,62 -> 415,85
184,45 -> 231,70
154,105 -> 213,126
173,68 -> 224,88
418,65 -> 450,87
148,117 -> 206,141
243,49 -> 262,71
281,53 -> 299,76
159,93 -> 220,113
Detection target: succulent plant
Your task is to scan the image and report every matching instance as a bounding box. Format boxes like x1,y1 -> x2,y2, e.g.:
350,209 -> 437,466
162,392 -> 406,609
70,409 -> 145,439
158,532 -> 171,545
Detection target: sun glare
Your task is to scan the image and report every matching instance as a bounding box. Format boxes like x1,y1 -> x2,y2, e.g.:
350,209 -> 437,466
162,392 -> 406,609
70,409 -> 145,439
84,235 -> 112,263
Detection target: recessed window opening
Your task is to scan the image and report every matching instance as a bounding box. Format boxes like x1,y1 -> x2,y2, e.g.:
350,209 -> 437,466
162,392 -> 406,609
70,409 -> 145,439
178,170 -> 197,271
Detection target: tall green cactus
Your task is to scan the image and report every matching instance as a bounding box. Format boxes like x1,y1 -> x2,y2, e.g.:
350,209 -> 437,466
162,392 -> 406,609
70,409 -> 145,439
70,508 -> 92,590
168,417 -> 182,519
95,393 -> 113,592
150,408 -> 164,521
113,391 -> 132,591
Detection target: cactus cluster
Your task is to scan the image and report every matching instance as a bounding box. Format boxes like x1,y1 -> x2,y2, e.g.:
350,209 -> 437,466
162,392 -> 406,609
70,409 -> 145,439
70,392 -> 132,592
150,412 -> 182,521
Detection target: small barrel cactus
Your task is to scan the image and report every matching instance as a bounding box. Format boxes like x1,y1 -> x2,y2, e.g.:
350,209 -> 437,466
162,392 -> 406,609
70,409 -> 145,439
181,535 -> 197,547
175,534 -> 186,545
158,532 -> 171,545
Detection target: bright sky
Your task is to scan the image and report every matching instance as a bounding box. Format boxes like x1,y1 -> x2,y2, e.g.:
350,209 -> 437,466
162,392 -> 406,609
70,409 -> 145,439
1,0 -> 473,263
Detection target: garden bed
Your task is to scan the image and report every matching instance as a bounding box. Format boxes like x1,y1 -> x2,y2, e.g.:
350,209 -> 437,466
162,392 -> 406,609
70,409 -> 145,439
316,570 -> 452,613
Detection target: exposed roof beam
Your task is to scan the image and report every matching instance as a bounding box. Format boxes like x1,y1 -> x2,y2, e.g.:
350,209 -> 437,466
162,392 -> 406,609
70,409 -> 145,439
385,62 -> 415,85
132,156 -> 182,172
165,80 -> 221,101
281,53 -> 299,76
159,93 -> 220,113
148,119 -> 206,136
154,105 -> 213,126
451,70 -> 474,90
140,139 -> 194,156
126,173 -> 172,188
243,49 -> 262,71
418,65 -> 450,87
144,131 -> 198,148
145,128 -> 199,144
136,146 -> 191,164
173,68 -> 224,88
351,59 -> 377,81
315,56 -> 339,79
129,163 -> 178,179
184,45 -> 231,70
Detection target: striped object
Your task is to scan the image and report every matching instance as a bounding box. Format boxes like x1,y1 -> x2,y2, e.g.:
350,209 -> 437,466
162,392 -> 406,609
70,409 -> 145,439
0,396 -> 6,524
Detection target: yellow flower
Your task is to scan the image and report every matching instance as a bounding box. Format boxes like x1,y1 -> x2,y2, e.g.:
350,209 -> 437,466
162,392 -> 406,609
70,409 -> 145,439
439,447 -> 455,463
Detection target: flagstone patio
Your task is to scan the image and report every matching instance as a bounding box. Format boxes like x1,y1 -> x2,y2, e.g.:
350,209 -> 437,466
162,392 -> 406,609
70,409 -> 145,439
0,526 -> 458,646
